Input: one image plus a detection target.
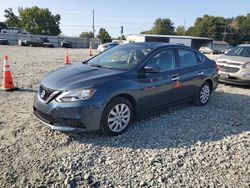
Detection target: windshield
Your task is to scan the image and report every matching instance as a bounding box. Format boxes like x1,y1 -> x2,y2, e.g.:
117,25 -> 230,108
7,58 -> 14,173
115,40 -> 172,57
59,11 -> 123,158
226,46 -> 250,57
88,45 -> 152,70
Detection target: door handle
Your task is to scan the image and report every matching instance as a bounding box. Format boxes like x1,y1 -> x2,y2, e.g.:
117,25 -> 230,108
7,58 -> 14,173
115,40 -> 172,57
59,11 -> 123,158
171,76 -> 180,81
197,71 -> 204,76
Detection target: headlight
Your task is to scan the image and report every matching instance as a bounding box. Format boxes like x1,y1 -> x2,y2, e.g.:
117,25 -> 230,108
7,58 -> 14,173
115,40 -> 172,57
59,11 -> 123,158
242,62 -> 250,69
56,88 -> 96,102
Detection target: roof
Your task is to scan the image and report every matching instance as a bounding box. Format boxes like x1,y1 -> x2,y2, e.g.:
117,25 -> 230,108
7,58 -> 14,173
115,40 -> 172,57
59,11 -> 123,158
127,34 -> 213,41
213,40 -> 229,45
238,44 -> 250,47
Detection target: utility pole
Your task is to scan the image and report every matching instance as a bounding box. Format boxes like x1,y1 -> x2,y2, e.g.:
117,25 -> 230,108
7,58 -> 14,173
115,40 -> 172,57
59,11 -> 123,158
92,10 -> 95,38
222,19 -> 228,41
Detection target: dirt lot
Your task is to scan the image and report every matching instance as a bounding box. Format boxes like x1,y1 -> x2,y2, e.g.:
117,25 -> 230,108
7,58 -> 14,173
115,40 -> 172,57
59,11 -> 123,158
0,46 -> 249,188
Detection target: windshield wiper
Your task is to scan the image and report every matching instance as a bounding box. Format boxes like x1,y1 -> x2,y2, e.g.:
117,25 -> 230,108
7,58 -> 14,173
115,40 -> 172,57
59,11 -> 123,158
90,64 -> 112,69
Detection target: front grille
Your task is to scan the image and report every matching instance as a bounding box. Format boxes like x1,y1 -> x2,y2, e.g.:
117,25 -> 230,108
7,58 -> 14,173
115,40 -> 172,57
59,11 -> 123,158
34,108 -> 55,125
39,85 -> 56,101
220,65 -> 240,73
63,119 -> 86,129
218,61 -> 241,66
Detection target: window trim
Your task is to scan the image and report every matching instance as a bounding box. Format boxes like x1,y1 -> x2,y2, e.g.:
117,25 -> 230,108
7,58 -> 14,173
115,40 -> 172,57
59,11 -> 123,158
137,46 -> 204,73
139,48 -> 178,73
176,47 -> 202,69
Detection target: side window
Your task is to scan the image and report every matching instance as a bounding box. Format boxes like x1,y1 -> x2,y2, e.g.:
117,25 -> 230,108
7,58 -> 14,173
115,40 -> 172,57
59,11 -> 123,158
178,49 -> 198,67
146,49 -> 176,72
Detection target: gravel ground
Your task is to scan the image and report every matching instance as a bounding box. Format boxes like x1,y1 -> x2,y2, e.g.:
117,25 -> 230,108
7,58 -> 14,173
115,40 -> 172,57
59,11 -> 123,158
0,46 -> 249,188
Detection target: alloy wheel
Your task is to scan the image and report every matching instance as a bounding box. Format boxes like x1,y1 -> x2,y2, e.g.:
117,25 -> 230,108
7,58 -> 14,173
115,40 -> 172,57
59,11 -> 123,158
200,84 -> 211,104
107,103 -> 131,133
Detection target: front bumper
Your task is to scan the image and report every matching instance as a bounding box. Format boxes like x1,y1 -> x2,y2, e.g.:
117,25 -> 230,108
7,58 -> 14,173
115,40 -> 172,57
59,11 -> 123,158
218,70 -> 250,86
33,93 -> 104,132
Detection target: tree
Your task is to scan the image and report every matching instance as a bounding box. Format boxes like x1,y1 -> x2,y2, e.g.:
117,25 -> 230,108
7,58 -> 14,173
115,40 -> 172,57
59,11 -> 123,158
97,28 -> 112,43
176,26 -> 186,36
141,18 -> 175,35
185,15 -> 226,40
117,35 -> 126,40
4,8 -> 21,28
0,22 -> 7,31
19,6 -> 61,35
4,6 -> 61,35
80,31 -> 94,38
152,18 -> 175,35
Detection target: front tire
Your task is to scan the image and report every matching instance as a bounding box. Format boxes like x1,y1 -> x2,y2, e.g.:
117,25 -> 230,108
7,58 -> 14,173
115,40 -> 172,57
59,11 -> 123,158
194,81 -> 211,106
101,97 -> 134,136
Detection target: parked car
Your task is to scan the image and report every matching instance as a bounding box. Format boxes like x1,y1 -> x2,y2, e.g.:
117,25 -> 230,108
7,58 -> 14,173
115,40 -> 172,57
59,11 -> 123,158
61,40 -> 72,48
0,38 -> 9,45
97,42 -> 119,52
199,46 -> 220,54
216,44 -> 250,86
18,37 -> 54,48
33,43 -> 219,135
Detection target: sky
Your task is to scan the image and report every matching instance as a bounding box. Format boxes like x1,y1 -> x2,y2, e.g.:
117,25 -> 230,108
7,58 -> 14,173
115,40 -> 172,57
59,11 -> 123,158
0,0 -> 250,38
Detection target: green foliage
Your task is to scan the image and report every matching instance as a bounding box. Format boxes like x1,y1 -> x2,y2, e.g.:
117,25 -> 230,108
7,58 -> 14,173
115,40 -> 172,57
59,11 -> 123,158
4,8 -> 21,28
187,14 -> 250,45
4,6 -> 61,36
0,22 -> 7,31
176,26 -> 186,36
80,31 -> 94,38
117,35 -> 126,40
97,28 -> 112,43
189,15 -> 226,40
141,18 -> 175,35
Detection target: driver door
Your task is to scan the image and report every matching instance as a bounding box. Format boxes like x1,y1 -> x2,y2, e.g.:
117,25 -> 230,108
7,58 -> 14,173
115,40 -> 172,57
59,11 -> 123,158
138,49 -> 180,113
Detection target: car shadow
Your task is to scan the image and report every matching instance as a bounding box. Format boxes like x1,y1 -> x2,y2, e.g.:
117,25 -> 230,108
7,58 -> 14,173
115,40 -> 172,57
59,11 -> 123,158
17,88 -> 37,93
220,82 -> 250,89
64,90 -> 250,149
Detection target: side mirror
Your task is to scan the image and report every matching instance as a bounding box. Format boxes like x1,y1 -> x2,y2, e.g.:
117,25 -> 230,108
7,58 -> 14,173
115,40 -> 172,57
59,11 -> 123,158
144,65 -> 160,73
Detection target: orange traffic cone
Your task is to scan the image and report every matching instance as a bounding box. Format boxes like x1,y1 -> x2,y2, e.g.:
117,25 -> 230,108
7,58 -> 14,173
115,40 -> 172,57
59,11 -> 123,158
64,49 -> 70,65
88,42 -> 93,56
1,55 -> 18,91
174,80 -> 181,88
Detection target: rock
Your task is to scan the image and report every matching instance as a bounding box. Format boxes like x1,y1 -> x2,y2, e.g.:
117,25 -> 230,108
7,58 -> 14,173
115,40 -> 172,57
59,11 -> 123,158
58,172 -> 66,180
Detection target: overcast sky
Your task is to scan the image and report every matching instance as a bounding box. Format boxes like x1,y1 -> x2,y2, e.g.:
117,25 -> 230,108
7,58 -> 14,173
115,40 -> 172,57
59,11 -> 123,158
1,0 -> 250,37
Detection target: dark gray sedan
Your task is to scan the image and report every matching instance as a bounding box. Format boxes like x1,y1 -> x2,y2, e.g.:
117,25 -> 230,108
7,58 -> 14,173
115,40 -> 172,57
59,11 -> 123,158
33,43 -> 219,135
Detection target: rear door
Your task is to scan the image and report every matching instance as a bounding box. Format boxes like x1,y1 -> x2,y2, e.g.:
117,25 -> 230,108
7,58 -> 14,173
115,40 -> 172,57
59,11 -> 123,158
175,48 -> 205,99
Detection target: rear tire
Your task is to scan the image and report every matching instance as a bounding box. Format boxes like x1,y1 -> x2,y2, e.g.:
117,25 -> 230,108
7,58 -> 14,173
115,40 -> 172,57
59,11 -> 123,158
101,97 -> 134,136
194,81 -> 211,106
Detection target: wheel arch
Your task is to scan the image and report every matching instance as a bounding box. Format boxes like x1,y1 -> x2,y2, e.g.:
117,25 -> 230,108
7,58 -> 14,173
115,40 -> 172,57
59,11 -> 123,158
107,93 -> 137,118
204,79 -> 213,91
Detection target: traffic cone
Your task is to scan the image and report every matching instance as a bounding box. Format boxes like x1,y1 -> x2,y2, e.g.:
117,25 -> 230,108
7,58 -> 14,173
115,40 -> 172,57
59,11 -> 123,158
1,55 -> 18,91
64,49 -> 70,65
88,42 -> 93,56
174,80 -> 181,88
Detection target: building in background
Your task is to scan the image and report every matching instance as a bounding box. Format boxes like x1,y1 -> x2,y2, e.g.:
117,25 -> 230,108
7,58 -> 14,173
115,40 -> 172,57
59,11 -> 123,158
212,41 -> 231,53
126,34 -> 213,50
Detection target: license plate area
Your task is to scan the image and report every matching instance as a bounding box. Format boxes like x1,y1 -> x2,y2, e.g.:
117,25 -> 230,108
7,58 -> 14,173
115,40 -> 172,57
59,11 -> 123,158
220,73 -> 229,79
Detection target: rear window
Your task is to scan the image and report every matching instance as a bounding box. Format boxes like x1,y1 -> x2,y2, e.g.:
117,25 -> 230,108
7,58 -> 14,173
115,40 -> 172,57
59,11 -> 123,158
178,49 -> 198,67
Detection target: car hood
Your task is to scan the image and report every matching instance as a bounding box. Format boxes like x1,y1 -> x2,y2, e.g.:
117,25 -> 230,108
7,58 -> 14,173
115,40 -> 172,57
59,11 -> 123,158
40,63 -> 123,90
217,55 -> 250,64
